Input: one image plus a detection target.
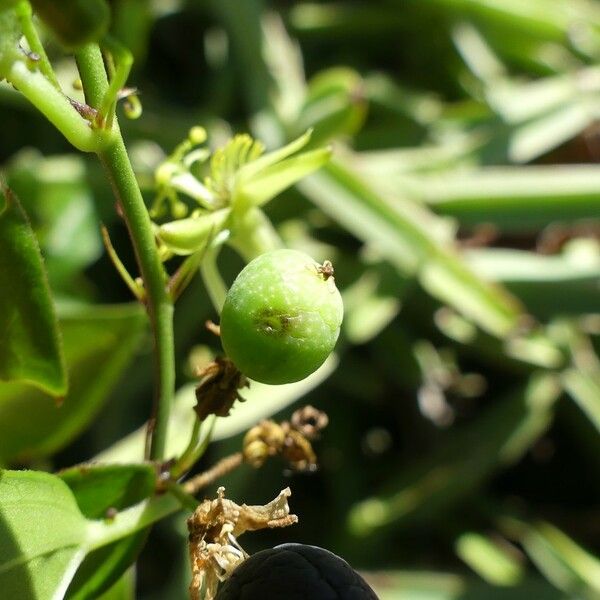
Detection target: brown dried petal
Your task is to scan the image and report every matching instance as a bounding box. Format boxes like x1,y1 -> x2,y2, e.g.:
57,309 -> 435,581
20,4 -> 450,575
187,487 -> 297,600
282,430 -> 317,471
194,357 -> 249,421
290,405 -> 329,439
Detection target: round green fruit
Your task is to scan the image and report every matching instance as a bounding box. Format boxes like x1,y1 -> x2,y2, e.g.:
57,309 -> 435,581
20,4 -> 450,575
220,249 -> 343,385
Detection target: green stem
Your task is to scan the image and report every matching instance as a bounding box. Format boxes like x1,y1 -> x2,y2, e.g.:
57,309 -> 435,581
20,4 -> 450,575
15,1 -> 60,89
98,35 -> 133,128
170,415 -> 216,480
170,415 -> 202,479
7,59 -> 102,152
168,244 -> 208,301
101,141 -> 175,461
101,225 -> 145,301
76,44 -> 175,461
200,243 -> 228,314
74,44 -> 107,107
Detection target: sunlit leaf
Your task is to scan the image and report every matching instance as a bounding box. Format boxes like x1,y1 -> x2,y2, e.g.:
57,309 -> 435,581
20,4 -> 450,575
562,369 -> 600,433
295,67 -> 367,146
300,161 -> 522,337
455,531 -> 524,586
95,569 -> 135,600
0,470 -> 88,600
370,570 -> 567,600
59,463 -> 157,520
60,464 -> 156,600
499,517 -> 600,599
418,165 -> 600,232
0,469 -> 177,600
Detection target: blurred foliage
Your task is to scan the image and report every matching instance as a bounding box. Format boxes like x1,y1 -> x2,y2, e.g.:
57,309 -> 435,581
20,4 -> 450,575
1,0 -> 599,598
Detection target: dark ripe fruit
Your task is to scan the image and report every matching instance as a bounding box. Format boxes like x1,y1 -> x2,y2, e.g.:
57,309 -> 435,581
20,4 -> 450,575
215,544 -> 378,600
220,249 -> 343,385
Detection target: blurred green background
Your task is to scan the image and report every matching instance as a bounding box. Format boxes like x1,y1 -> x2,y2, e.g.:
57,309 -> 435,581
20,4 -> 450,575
1,1 -> 599,598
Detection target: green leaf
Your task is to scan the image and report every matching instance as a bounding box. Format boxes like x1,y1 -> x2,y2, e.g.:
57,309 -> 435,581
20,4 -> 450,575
342,271 -> 401,345
554,318 -> 600,433
372,570 -> 568,600
0,469 -> 89,600
58,464 -> 157,520
300,161 -> 522,337
59,464 -> 156,600
508,100 -> 594,164
0,303 -> 146,463
499,518 -> 600,599
96,569 -> 135,600
562,369 -> 600,433
348,373 -> 561,537
66,532 -> 146,600
0,184 -> 66,396
419,165 -> 600,232
414,0 -> 583,42
465,245 -> 600,319
0,469 -> 176,600
0,8 -> 21,78
455,531 -> 524,586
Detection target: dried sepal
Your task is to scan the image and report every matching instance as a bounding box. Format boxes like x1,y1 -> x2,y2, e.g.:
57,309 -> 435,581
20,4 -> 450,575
242,420 -> 286,467
290,405 -> 329,440
194,356 -> 249,421
281,429 -> 318,472
187,487 -> 298,600
241,405 -> 328,471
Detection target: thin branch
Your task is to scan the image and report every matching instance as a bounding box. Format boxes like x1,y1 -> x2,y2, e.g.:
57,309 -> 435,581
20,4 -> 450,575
101,225 -> 145,301
183,452 -> 244,496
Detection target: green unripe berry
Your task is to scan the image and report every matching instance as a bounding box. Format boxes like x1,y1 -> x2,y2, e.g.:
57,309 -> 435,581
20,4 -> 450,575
220,249 -> 343,385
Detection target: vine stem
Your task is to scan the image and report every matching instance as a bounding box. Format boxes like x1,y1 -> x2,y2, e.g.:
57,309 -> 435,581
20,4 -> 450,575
15,1 -> 60,89
7,59 -> 101,152
75,44 -> 175,461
